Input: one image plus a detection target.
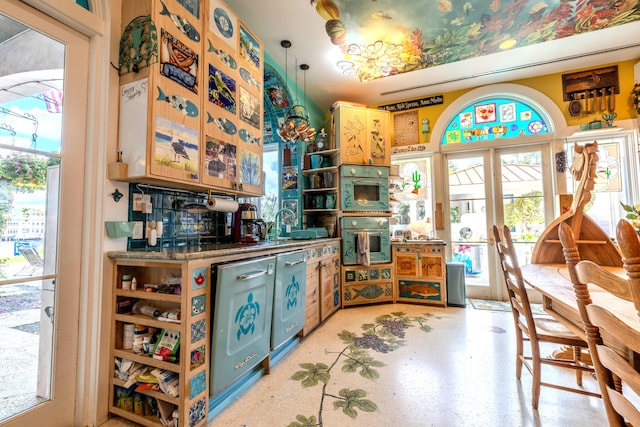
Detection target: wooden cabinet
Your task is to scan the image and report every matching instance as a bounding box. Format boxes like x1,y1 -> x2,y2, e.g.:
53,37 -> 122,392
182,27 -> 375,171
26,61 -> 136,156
301,149 -> 340,236
394,243 -> 446,306
342,263 -> 395,307
332,105 -> 390,166
303,240 -> 341,335
115,0 -> 263,196
109,258 -> 211,427
200,0 -> 263,196
320,251 -> 341,321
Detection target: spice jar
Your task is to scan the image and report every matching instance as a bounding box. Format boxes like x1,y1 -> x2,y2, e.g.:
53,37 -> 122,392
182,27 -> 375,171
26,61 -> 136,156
121,274 -> 132,290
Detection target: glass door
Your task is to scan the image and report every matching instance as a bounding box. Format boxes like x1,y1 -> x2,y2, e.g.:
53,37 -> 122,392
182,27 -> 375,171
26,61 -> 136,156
446,152 -> 492,299
445,144 -> 552,300
0,2 -> 88,425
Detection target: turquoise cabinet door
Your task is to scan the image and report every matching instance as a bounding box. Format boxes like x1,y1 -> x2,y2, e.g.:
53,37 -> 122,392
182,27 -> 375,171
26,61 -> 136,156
210,256 -> 275,396
271,250 -> 307,350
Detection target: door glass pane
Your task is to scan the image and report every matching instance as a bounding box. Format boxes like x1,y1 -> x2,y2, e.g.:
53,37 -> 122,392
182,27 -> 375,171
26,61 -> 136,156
501,150 -> 544,265
0,14 -> 63,420
390,157 -> 433,239
564,137 -> 631,237
448,156 -> 488,286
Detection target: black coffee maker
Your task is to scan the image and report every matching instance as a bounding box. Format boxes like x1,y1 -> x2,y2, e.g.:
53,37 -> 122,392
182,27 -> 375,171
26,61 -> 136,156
232,203 -> 260,243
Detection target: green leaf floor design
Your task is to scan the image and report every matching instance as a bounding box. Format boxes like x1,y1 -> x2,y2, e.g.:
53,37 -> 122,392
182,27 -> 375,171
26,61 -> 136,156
288,311 -> 436,427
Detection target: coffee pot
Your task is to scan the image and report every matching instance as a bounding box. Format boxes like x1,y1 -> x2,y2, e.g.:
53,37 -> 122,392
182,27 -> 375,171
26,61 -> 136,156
233,203 -> 261,243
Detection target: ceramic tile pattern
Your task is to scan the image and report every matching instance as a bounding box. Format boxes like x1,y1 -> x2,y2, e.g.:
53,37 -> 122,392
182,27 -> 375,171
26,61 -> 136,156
103,303 -> 608,426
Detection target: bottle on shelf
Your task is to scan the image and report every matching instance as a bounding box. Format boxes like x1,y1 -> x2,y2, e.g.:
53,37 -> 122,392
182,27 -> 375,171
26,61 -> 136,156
132,301 -> 161,318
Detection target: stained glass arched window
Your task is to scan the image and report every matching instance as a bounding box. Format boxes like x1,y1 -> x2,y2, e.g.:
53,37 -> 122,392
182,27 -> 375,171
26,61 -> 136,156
441,97 -> 549,145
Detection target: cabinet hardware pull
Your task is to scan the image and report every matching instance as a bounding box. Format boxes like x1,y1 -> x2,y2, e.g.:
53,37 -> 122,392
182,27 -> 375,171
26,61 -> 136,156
285,259 -> 306,267
236,270 -> 267,280
351,179 -> 383,185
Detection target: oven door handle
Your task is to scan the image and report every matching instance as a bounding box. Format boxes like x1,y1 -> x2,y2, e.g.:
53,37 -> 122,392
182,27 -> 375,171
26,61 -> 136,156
350,179 -> 385,185
284,258 -> 306,267
236,270 -> 268,281
358,231 -> 385,236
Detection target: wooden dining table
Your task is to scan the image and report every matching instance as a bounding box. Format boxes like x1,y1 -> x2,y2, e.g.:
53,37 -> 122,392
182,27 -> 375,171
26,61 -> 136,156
521,262 -> 640,367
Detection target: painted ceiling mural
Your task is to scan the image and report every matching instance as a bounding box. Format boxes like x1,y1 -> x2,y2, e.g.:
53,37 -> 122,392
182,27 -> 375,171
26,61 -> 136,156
312,0 -> 640,82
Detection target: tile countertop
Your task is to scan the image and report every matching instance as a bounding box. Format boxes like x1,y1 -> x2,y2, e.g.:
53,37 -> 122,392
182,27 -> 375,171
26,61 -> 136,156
107,238 -> 342,261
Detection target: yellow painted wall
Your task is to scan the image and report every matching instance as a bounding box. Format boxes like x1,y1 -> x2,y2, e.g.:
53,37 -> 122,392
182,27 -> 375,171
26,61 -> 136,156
382,59 -> 639,141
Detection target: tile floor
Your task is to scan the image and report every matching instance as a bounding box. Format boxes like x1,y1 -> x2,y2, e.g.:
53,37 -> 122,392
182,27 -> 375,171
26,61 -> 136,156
103,302 -> 608,427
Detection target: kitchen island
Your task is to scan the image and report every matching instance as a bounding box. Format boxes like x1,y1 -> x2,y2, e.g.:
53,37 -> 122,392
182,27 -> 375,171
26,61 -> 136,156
107,238 -> 340,426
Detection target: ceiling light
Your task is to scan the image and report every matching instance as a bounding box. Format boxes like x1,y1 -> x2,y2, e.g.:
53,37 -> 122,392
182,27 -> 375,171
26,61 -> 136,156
336,41 -> 404,82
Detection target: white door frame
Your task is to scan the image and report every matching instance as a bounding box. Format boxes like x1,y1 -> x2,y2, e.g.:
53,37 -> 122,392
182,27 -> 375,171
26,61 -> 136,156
0,1 -> 91,426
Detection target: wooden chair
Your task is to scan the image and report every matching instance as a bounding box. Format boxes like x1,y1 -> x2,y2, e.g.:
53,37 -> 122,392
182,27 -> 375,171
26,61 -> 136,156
559,219 -> 640,426
492,225 -> 598,409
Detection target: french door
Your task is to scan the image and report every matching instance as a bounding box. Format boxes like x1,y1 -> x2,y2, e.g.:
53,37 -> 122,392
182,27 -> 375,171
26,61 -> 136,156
0,1 -> 88,425
444,144 -> 553,300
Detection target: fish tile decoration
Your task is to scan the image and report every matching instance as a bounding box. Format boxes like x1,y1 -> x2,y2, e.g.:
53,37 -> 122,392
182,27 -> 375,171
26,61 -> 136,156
160,0 -> 200,42
207,39 -> 237,69
156,86 -> 199,117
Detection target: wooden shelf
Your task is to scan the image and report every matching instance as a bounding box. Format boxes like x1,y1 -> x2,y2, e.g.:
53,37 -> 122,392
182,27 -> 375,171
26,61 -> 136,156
341,211 -> 392,217
308,148 -> 339,157
302,187 -> 338,193
109,406 -> 166,427
115,289 -> 181,303
301,166 -> 338,174
114,313 -> 182,329
112,378 -> 180,406
112,349 -> 180,372
303,209 -> 339,214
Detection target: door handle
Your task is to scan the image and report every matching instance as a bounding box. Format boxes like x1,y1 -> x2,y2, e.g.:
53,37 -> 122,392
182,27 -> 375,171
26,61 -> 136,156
285,259 -> 306,267
236,270 -> 268,280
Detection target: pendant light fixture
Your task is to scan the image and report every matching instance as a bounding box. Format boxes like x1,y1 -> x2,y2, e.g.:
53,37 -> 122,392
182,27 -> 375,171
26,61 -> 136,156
277,40 -> 315,143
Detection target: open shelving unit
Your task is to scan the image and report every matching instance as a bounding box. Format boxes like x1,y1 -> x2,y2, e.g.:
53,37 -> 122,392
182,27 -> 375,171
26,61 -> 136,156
109,258 -> 211,427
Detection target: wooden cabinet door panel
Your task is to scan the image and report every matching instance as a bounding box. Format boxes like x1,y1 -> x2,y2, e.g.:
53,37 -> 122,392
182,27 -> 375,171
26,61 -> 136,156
420,255 -> 442,278
396,254 -> 418,276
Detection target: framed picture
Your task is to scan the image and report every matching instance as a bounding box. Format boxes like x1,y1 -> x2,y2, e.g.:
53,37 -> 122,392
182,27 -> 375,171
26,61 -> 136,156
239,86 -> 260,129
474,103 -> 496,124
208,64 -> 236,114
160,29 -> 199,94
392,110 -> 419,146
209,0 -> 237,48
239,25 -> 261,70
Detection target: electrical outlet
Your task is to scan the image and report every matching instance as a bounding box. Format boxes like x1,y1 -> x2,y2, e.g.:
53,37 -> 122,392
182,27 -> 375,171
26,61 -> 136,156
133,194 -> 150,211
132,221 -> 144,239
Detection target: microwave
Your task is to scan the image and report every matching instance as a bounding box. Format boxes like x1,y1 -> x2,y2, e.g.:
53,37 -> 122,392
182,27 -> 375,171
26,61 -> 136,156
340,165 -> 390,212
341,216 -> 391,265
